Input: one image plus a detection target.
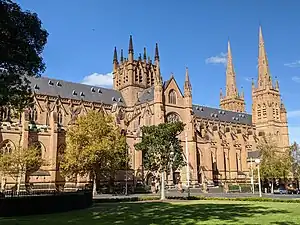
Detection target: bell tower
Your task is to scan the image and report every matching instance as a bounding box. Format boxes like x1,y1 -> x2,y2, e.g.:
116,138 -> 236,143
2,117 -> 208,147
112,36 -> 159,107
252,26 -> 289,149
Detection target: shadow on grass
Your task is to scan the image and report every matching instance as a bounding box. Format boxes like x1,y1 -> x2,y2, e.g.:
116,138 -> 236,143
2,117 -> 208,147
0,201 -> 291,225
89,201 -> 288,225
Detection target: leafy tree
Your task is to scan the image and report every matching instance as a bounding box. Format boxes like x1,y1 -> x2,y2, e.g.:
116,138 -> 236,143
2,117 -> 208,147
134,121 -> 186,200
0,0 -> 48,110
257,135 -> 292,192
0,145 -> 44,193
60,111 -> 128,194
291,142 -> 300,185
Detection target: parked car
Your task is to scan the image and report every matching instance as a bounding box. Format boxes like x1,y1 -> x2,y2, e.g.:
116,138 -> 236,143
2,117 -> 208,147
274,187 -> 288,194
287,187 -> 300,194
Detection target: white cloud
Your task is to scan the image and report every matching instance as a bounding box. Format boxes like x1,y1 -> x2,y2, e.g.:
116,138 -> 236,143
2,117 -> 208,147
244,77 -> 253,82
205,52 -> 227,65
284,60 -> 300,68
292,76 -> 300,83
81,72 -> 113,87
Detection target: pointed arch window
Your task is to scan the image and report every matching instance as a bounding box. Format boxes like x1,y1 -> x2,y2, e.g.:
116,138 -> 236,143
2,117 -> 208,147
257,104 -> 261,120
166,112 -> 180,123
262,103 -> 267,118
0,140 -> 15,154
29,107 -> 38,123
168,90 -> 177,104
58,111 -> 63,125
0,107 -> 10,122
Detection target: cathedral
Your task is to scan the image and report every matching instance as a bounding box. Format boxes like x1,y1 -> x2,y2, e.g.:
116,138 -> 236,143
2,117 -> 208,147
0,26 -> 289,189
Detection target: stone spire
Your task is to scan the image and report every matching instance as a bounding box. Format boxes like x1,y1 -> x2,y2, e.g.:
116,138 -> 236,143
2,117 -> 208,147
128,35 -> 134,62
184,67 -> 192,97
120,49 -> 124,63
113,47 -> 118,63
225,40 -> 238,98
155,43 -> 159,61
257,26 -> 272,89
143,47 -> 147,61
220,40 -> 245,112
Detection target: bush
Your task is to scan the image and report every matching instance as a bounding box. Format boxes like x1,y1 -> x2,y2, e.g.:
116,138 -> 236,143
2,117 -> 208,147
93,195 -> 300,204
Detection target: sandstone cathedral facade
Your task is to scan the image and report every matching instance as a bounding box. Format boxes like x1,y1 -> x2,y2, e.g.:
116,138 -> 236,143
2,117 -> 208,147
0,27 -> 289,189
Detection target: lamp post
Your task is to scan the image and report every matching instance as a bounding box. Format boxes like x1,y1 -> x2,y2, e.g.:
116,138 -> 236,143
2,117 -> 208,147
255,158 -> 262,197
121,129 -> 128,196
250,158 -> 254,194
185,131 -> 190,197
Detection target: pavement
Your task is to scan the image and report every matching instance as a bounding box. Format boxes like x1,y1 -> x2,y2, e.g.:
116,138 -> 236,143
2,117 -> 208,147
94,188 -> 300,200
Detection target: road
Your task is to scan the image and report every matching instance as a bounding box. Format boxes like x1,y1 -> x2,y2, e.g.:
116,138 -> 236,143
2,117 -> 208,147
94,189 -> 300,200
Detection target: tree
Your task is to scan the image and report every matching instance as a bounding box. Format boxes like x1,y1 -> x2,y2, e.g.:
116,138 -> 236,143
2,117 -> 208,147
134,121 -> 186,200
60,111 -> 128,194
0,0 -> 48,110
291,142 -> 300,186
257,135 -> 292,192
0,144 -> 44,193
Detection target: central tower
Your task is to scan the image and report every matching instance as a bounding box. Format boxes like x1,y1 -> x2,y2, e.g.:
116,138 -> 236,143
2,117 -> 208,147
112,36 -> 160,106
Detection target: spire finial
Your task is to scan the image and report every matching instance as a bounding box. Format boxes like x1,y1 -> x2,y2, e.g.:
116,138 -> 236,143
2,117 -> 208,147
184,67 -> 192,94
155,43 -> 159,61
128,35 -> 133,53
143,47 -> 147,61
120,49 -> 124,62
113,46 -> 118,63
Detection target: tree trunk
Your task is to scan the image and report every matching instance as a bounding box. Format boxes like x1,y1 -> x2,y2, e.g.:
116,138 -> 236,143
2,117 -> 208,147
271,181 -> 274,194
160,171 -> 165,200
93,178 -> 97,197
16,172 -> 22,195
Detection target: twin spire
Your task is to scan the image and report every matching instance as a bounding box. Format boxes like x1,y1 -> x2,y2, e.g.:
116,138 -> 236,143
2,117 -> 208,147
220,39 -> 245,112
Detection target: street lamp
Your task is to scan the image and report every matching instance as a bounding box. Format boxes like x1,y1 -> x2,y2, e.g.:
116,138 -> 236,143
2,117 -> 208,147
255,158 -> 262,197
185,131 -> 190,198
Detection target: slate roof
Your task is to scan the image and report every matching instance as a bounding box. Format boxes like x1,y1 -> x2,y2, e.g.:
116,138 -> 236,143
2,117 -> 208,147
192,105 -> 252,125
27,76 -> 125,106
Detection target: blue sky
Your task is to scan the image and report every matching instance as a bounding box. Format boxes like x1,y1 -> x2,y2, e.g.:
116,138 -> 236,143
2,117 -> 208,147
17,0 -> 300,143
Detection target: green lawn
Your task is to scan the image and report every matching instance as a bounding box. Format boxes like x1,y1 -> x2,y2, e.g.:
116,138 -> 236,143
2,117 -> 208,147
1,200 -> 300,225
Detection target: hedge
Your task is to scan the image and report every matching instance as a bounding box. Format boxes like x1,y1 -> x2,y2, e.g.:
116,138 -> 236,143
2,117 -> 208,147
93,195 -> 300,204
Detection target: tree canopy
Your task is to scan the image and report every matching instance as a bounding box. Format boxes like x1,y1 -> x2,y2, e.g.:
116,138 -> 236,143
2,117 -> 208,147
0,144 -> 44,192
257,135 -> 292,180
134,121 -> 186,175
0,0 -> 48,110
60,111 -> 128,182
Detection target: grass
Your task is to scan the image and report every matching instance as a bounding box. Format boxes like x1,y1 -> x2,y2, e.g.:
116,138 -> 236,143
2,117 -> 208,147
1,200 -> 300,225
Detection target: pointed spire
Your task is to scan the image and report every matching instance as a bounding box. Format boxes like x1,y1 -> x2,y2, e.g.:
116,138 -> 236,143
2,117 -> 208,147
120,49 -> 124,62
225,40 -> 238,98
138,53 -> 142,61
128,35 -> 133,53
155,43 -> 159,61
143,47 -> 147,61
184,67 -> 192,94
258,26 -> 272,89
240,86 -> 244,99
113,47 -> 118,63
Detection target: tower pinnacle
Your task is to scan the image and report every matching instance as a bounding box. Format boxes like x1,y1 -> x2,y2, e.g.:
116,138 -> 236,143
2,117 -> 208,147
184,67 -> 192,97
257,26 -> 272,89
155,43 -> 159,61
128,35 -> 133,53
113,47 -> 118,63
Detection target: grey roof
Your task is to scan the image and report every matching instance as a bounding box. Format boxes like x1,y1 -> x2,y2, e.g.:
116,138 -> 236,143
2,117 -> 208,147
27,76 -> 125,106
192,104 -> 252,125
138,86 -> 154,104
